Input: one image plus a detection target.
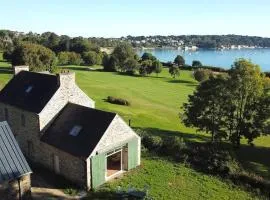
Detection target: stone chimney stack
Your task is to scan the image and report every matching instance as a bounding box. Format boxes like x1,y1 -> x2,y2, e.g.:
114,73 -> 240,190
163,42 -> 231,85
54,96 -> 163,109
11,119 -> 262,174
13,66 -> 29,75
57,70 -> 75,88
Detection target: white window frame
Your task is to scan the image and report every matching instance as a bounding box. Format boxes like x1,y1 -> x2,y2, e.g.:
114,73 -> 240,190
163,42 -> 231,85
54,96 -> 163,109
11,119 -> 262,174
105,148 -> 123,180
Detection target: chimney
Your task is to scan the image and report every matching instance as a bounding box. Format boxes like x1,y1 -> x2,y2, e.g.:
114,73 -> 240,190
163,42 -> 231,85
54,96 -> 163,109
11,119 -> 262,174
13,66 -> 29,75
57,70 -> 75,88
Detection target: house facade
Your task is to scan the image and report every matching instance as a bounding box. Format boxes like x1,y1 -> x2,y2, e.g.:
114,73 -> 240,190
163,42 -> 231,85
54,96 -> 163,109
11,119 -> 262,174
0,66 -> 140,190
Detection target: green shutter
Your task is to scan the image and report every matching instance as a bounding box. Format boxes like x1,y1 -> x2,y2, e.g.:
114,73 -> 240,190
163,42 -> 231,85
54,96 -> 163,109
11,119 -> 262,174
91,153 -> 106,188
128,139 -> 138,170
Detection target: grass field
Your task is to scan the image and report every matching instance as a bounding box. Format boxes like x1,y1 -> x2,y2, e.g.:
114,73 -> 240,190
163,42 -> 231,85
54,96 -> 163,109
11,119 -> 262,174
0,55 -> 269,199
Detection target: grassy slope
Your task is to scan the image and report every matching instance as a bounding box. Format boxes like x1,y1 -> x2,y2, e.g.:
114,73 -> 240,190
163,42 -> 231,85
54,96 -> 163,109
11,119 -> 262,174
0,57 -> 267,199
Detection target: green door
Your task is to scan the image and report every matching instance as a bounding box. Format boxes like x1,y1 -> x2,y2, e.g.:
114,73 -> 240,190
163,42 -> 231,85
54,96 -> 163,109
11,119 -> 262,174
91,153 -> 106,188
128,139 -> 138,170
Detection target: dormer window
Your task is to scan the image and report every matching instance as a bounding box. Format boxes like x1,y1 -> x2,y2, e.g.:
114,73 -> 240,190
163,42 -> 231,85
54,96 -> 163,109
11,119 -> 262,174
69,125 -> 82,137
25,86 -> 33,93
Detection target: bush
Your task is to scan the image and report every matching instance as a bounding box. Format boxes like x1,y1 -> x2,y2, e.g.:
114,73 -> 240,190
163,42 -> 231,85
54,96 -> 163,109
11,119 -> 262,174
193,68 -> 212,82
107,96 -> 130,106
142,135 -> 163,150
11,42 -> 57,72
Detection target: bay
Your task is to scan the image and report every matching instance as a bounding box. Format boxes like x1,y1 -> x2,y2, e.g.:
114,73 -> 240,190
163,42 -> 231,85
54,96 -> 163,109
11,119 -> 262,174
137,48 -> 270,72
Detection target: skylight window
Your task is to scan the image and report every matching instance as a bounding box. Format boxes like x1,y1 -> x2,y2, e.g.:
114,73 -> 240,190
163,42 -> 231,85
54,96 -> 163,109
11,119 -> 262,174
69,125 -> 82,137
25,86 -> 33,93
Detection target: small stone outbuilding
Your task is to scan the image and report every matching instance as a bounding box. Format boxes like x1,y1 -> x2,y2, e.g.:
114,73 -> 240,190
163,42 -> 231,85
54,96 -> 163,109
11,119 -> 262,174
0,66 -> 141,190
0,121 -> 32,200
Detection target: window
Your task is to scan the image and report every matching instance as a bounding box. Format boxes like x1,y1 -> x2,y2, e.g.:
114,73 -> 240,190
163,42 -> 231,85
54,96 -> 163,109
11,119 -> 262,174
21,114 -> 25,127
4,108 -> 8,121
69,125 -> 82,136
25,85 -> 33,93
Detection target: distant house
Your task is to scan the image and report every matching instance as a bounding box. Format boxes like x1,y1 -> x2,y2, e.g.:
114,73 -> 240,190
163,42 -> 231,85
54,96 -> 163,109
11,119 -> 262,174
0,66 -> 141,190
0,121 -> 32,200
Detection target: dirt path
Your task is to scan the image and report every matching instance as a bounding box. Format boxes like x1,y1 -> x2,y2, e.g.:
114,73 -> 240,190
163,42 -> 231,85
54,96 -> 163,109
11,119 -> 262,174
32,187 -> 87,200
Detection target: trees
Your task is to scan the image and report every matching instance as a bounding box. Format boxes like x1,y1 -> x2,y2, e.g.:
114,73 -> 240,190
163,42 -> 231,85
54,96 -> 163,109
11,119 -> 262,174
141,52 -> 157,61
193,69 -> 212,82
182,59 -> 270,147
57,51 -> 82,66
139,60 -> 153,76
11,42 -> 57,72
192,60 -> 202,67
82,51 -> 102,66
111,43 -> 136,68
169,66 -> 180,78
182,76 -> 227,142
174,55 -> 185,67
123,58 -> 139,75
225,59 -> 267,147
152,60 -> 163,76
103,54 -> 118,72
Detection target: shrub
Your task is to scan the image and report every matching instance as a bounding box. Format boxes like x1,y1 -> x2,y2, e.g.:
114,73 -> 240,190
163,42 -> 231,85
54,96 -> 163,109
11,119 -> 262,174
11,42 -> 57,72
107,96 -> 130,106
193,68 -> 212,82
142,135 -> 163,150
162,136 -> 186,156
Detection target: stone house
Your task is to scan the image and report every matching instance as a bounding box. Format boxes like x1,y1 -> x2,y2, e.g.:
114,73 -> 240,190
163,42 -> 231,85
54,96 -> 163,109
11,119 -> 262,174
0,66 -> 141,190
0,121 -> 32,200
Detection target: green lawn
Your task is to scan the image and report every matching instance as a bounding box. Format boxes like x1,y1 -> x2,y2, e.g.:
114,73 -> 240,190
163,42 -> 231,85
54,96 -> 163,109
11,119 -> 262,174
87,154 -> 260,200
0,57 -> 269,199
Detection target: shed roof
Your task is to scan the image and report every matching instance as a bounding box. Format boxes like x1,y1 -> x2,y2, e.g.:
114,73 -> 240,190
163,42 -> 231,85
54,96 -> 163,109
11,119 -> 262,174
0,121 -> 32,183
41,103 -> 116,158
0,71 -> 59,113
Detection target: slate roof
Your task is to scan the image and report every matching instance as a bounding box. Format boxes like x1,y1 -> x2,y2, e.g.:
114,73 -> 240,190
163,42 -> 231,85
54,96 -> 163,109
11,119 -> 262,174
41,103 -> 116,158
0,71 -> 59,113
0,121 -> 32,183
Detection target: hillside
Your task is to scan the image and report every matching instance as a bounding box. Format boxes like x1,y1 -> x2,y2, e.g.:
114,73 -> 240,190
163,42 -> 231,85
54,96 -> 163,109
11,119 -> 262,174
0,57 -> 269,199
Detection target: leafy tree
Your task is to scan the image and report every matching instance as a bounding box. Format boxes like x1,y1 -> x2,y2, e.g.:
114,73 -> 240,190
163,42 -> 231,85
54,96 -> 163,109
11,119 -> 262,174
225,59 -> 268,147
11,42 -> 57,72
57,52 -> 69,65
193,69 -> 212,82
192,60 -> 202,67
82,51 -> 101,66
174,55 -> 185,67
139,60 -> 153,76
169,65 -> 180,78
70,37 -> 92,54
182,59 -> 270,147
58,51 -> 82,65
141,52 -> 157,61
111,43 -> 136,69
103,55 -> 118,72
68,52 -> 82,65
182,76 -> 228,142
152,60 -> 163,76
123,58 -> 139,75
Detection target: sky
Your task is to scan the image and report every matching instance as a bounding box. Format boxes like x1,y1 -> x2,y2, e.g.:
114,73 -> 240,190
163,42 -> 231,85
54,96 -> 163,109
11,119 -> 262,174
1,0 -> 270,38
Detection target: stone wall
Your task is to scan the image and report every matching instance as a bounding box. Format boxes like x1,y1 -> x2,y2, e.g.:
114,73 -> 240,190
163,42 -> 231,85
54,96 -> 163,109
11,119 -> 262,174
35,142 -> 87,188
13,65 -> 29,75
0,103 -> 40,157
0,174 -> 31,200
